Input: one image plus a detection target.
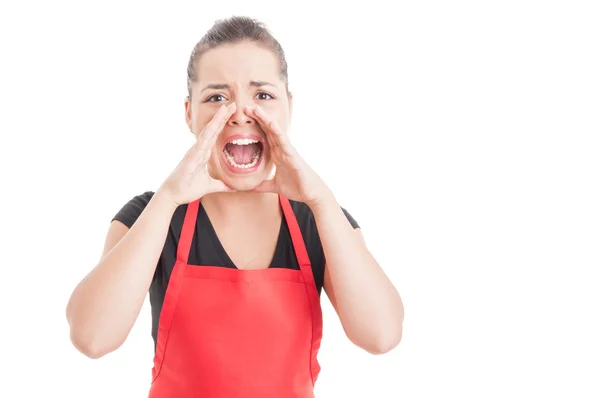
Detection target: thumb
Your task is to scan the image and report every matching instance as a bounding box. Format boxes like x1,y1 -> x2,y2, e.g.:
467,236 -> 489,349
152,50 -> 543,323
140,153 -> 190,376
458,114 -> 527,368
208,177 -> 236,194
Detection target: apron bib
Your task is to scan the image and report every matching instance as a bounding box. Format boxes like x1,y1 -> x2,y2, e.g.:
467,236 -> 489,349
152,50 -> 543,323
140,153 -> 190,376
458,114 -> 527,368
148,195 -> 323,397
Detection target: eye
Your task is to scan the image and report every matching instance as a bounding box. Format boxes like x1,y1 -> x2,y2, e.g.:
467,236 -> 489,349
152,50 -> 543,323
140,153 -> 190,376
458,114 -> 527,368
206,94 -> 227,102
256,92 -> 274,100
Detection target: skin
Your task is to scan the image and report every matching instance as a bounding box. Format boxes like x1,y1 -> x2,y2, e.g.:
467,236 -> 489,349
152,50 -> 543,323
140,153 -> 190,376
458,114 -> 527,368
185,42 -> 285,193
66,41 -> 403,359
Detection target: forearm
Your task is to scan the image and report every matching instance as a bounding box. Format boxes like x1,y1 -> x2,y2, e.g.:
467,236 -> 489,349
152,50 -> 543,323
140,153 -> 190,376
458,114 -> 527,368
66,188 -> 178,358
311,190 -> 404,354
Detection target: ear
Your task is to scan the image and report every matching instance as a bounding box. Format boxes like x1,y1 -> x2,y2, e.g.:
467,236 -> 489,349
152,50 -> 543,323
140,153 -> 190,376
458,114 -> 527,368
184,96 -> 193,133
288,92 -> 293,119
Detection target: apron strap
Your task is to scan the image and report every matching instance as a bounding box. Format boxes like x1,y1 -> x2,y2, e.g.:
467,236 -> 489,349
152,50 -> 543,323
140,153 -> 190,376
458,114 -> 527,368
177,195 -> 314,274
279,195 -> 311,268
177,199 -> 200,264
279,195 -> 323,383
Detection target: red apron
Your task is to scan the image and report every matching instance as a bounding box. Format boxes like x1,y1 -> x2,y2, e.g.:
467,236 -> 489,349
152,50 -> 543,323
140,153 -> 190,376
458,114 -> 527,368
148,195 -> 323,397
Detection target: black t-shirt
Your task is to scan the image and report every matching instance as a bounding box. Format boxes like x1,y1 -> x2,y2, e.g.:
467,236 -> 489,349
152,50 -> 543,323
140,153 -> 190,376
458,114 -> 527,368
111,191 -> 360,349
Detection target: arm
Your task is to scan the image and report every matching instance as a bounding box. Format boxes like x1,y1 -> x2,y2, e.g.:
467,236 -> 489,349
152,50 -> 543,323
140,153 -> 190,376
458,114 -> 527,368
313,190 -> 404,355
66,103 -> 236,359
243,104 -> 403,353
66,189 -> 178,359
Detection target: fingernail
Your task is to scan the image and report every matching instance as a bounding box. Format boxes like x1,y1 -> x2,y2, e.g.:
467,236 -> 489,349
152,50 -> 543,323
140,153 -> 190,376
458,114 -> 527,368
245,104 -> 255,111
228,102 -> 236,110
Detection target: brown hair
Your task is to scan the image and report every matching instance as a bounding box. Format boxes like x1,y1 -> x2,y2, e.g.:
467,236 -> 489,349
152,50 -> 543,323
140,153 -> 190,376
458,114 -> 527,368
186,16 -> 290,98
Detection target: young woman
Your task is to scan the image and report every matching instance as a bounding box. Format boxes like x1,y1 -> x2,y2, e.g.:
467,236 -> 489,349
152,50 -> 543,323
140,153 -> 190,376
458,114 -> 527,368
66,16 -> 404,397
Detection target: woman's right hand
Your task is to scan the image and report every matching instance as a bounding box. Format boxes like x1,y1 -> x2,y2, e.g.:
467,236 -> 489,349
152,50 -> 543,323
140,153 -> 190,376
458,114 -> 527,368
158,103 -> 237,206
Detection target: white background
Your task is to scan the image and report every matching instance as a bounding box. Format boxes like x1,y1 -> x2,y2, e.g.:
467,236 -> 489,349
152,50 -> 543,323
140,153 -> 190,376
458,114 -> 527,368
1,0 -> 599,397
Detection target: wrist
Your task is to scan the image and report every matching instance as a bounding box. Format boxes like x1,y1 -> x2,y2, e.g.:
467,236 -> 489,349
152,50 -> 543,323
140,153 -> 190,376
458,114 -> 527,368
307,188 -> 337,212
155,186 -> 182,211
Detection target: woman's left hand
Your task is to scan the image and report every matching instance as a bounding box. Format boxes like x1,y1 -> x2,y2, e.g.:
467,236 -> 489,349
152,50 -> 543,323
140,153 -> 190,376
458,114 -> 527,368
245,104 -> 331,207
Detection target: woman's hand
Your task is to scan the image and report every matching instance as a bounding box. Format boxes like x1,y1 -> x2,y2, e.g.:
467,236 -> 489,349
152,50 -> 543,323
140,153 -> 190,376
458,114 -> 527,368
159,103 -> 237,206
245,104 -> 331,207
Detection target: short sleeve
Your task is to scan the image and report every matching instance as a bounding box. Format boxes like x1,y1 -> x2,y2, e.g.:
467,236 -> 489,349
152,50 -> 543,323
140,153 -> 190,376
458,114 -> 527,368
111,191 -> 155,228
341,207 -> 360,229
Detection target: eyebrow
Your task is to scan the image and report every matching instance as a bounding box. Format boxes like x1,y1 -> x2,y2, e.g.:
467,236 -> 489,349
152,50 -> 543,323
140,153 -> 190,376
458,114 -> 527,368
200,81 -> 276,93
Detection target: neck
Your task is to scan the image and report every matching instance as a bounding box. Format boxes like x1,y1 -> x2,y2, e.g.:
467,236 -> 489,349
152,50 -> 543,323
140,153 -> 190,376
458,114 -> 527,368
201,191 -> 280,220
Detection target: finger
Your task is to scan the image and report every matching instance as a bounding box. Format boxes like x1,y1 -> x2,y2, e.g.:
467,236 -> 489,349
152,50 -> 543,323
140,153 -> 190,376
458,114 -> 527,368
191,103 -> 236,163
245,105 -> 292,153
198,103 -> 236,151
252,179 -> 278,194
208,177 -> 236,194
187,104 -> 227,161
204,102 -> 237,141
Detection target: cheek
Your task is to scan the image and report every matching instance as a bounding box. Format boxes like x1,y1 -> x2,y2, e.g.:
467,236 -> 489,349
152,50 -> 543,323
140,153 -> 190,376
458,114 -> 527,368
194,117 -> 210,132
210,142 -> 224,165
206,150 -> 222,178
262,102 -> 289,131
192,109 -> 217,132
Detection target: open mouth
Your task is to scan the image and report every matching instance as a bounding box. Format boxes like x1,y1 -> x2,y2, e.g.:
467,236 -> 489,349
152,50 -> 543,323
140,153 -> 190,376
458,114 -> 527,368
222,137 -> 264,170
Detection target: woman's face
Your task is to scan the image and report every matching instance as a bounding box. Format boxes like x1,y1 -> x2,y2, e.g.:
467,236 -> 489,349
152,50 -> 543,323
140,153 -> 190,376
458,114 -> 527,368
185,41 -> 291,192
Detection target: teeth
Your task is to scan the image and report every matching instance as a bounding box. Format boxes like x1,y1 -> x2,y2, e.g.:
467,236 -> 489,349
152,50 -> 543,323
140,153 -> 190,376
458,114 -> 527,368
230,138 -> 259,145
223,148 -> 261,169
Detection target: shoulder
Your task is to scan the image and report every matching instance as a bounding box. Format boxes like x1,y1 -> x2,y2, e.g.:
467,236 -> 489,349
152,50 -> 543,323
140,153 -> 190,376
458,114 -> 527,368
287,199 -> 316,232
111,191 -> 156,228
286,198 -> 359,295
287,199 -> 360,230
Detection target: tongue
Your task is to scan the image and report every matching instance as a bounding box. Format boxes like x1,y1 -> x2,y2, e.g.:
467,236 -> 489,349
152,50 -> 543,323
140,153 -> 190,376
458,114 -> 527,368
226,143 -> 260,164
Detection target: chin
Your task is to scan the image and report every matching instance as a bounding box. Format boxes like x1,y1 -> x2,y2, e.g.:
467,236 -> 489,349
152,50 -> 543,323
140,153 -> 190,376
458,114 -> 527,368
226,178 -> 262,192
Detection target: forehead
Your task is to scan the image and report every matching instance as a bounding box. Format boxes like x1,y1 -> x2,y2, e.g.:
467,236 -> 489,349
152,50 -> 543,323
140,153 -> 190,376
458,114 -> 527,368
196,42 -> 280,84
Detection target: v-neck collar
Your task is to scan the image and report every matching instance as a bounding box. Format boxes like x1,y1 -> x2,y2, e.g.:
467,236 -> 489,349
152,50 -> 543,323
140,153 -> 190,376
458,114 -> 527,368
197,200 -> 285,270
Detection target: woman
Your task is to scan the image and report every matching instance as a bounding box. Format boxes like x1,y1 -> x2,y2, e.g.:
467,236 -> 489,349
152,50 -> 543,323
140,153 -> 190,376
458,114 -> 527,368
66,16 -> 404,397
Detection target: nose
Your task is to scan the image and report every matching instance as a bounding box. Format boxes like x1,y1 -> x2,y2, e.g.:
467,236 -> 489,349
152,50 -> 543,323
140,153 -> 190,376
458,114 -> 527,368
227,100 -> 255,127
